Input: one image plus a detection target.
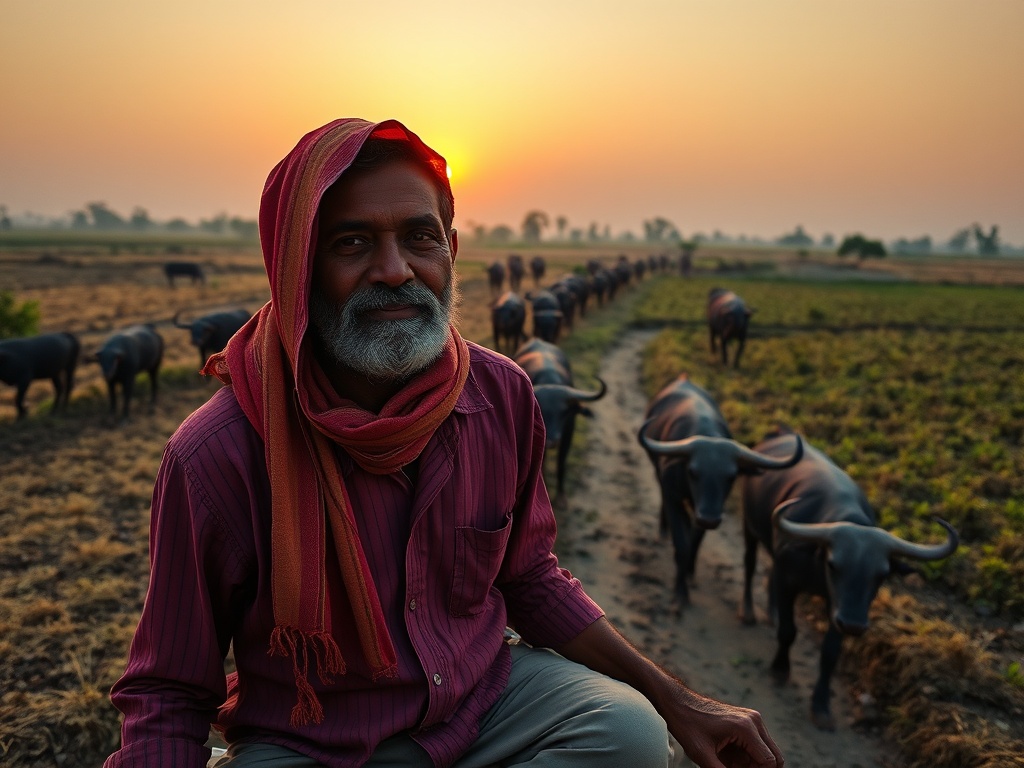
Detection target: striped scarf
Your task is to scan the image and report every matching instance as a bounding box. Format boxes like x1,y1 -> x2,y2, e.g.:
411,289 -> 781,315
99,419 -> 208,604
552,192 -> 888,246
203,118 -> 465,727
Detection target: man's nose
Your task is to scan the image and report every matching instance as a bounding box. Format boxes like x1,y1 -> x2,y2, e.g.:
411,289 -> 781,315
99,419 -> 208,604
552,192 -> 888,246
368,237 -> 415,287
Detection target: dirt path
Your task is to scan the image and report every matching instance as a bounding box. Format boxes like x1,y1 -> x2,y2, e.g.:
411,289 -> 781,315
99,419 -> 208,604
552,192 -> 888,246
554,329 -> 888,768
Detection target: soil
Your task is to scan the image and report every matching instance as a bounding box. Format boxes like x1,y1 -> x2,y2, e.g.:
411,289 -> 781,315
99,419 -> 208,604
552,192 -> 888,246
553,329 -> 888,768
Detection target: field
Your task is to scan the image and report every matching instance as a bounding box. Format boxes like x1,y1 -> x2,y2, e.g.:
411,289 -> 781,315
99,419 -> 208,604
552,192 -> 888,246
1,242 -> 1023,766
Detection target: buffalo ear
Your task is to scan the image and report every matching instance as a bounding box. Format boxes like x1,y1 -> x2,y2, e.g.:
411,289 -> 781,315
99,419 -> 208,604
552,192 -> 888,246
578,405 -> 594,418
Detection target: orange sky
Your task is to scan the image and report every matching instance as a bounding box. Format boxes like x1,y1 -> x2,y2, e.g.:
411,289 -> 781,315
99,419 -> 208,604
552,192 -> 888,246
2,1 -> 1023,244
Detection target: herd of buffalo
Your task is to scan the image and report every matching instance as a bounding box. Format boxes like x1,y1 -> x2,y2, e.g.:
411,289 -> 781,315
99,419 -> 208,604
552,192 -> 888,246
0,252 -> 959,731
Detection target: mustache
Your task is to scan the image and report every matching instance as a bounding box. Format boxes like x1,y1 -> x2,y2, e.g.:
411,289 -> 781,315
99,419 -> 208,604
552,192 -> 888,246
343,282 -> 442,316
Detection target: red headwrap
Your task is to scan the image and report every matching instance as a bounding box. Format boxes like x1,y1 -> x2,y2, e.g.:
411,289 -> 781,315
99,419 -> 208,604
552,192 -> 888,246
203,118 -> 469,726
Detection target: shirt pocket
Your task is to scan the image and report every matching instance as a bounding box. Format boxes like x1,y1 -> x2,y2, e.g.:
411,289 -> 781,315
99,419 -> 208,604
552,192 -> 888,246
450,513 -> 512,618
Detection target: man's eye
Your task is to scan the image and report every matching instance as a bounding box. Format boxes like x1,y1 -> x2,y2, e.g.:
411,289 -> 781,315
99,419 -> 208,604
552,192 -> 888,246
409,231 -> 438,242
330,235 -> 368,250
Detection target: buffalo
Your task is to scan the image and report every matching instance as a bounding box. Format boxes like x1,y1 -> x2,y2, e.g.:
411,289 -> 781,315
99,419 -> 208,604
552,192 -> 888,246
491,292 -> 526,355
529,255 -> 546,286
486,261 -> 505,298
638,375 -> 803,605
173,308 -> 250,366
0,332 -> 80,420
89,324 -> 164,420
164,261 -> 205,287
513,338 -> 606,505
707,287 -> 752,368
525,289 -> 563,343
741,428 -> 958,730
507,253 -> 525,292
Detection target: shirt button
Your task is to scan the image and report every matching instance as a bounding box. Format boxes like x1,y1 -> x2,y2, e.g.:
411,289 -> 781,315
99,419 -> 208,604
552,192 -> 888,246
409,599 -> 417,611
433,673 -> 442,686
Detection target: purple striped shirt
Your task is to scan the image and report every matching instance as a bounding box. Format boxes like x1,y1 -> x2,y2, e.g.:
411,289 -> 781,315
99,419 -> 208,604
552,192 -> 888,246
105,342 -> 604,768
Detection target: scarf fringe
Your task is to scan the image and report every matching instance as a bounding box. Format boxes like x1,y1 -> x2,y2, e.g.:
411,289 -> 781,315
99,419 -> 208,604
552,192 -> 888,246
270,625 -> 346,727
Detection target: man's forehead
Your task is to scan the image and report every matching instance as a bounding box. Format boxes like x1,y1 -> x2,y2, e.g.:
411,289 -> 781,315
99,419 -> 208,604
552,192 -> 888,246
317,160 -> 445,226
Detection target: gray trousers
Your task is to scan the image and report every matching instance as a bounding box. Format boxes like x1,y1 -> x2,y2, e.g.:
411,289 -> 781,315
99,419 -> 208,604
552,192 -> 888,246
212,644 -> 671,767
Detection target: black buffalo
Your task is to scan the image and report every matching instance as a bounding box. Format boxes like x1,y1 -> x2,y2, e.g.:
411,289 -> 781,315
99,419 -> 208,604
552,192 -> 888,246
89,324 -> 164,420
707,287 -> 752,368
513,338 -> 606,505
741,429 -> 958,730
486,261 -> 505,298
491,292 -> 526,355
0,332 -> 79,419
638,375 -> 802,604
525,290 -> 563,343
507,253 -> 525,292
173,308 -> 250,366
164,261 -> 205,287
529,255 -> 546,286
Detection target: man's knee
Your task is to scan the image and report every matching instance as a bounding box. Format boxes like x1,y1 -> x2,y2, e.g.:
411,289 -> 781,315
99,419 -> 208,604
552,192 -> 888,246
592,686 -> 671,766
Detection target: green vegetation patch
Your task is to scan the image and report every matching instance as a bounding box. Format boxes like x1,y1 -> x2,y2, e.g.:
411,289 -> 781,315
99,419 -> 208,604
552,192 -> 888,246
640,276 -> 1024,618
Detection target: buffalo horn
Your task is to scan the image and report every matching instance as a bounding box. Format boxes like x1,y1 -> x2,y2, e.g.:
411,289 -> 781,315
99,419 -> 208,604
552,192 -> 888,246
881,517 -> 959,561
172,310 -> 191,329
734,434 -> 803,469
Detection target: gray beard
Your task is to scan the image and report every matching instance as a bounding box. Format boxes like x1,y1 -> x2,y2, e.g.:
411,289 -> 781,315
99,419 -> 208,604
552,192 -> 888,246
309,279 -> 458,382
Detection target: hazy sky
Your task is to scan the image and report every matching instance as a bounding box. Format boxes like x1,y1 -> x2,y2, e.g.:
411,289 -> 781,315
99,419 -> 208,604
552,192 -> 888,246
3,1 -> 1022,244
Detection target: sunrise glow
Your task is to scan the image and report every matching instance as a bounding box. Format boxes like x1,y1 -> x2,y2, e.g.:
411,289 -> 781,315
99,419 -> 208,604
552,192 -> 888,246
1,0 -> 1022,244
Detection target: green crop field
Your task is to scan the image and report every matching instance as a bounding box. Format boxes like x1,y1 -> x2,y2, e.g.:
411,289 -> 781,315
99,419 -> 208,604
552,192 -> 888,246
637,276 -> 1024,618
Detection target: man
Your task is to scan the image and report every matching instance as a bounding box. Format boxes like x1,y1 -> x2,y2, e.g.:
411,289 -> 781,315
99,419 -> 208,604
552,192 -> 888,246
105,118 -> 783,768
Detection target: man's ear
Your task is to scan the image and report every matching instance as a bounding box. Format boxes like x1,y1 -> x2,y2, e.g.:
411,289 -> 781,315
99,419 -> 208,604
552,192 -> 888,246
449,228 -> 458,263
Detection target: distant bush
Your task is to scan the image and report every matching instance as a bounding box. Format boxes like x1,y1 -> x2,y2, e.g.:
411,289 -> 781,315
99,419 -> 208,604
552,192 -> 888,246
0,291 -> 40,338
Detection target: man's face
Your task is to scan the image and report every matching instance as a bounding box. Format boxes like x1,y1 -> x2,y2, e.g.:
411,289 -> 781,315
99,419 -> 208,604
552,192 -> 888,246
309,157 -> 459,381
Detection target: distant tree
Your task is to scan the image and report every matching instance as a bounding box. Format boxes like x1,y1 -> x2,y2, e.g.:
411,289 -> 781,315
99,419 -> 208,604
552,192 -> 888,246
642,216 -> 680,242
587,223 -> 600,242
973,224 -> 1000,256
70,210 -> 89,229
0,292 -> 40,339
820,233 -> 835,248
0,205 -> 10,231
229,217 -> 259,240
489,224 -> 514,243
521,210 -> 549,243
837,234 -> 887,261
199,214 -> 228,235
947,227 -> 972,252
776,225 -> 814,248
166,218 -> 193,232
893,235 -> 932,255
569,228 -> 583,243
556,215 -> 568,240
86,201 -> 127,229
129,207 -> 152,230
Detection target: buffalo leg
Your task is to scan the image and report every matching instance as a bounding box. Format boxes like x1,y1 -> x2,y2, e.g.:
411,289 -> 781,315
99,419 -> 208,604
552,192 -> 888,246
770,571 -> 798,684
120,378 -> 134,419
709,328 -> 717,354
664,504 -> 692,604
107,381 -> 119,416
688,527 -> 706,580
49,375 -> 64,414
14,382 -> 29,419
721,337 -> 729,366
811,624 -> 843,731
733,337 -> 746,369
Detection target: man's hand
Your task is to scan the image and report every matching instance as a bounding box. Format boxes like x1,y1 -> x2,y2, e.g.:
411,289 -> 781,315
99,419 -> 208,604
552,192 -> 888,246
555,617 -> 783,768
656,687 -> 782,768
